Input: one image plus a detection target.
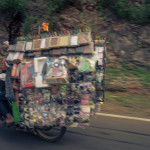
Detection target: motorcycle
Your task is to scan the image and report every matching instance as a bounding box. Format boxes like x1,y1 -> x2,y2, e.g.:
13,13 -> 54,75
0,109 -> 67,142
0,41 -> 106,142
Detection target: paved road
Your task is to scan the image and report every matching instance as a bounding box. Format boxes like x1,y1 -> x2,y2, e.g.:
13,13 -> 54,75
0,115 -> 150,150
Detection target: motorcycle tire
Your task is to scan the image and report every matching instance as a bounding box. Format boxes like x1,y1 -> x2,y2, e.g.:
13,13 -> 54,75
35,126 -> 66,142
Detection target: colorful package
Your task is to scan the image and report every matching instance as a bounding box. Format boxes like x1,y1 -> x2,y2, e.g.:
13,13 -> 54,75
34,57 -> 48,88
25,42 -> 33,51
13,52 -> 24,63
32,39 -> 42,50
68,47 -> 76,54
68,56 -> 77,69
40,37 -> 51,49
8,45 -> 16,52
70,35 -> 78,46
21,61 -> 35,88
83,42 -> 94,54
95,47 -> 104,66
16,41 -> 26,52
78,55 -> 97,73
59,36 -> 70,47
50,37 -> 60,48
78,32 -> 91,45
94,40 -> 105,47
6,52 -> 15,64
52,48 -> 61,55
76,46 -> 84,54
60,48 -> 68,55
42,57 -> 68,84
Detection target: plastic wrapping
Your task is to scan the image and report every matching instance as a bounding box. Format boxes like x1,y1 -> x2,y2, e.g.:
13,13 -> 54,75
16,41 -> 26,52
25,42 -> 33,51
59,36 -> 70,47
68,47 -> 76,54
94,40 -> 105,47
32,39 -> 42,50
6,52 -> 15,64
78,32 -> 90,45
11,64 -> 17,78
7,52 -> 24,64
83,42 -> 94,54
13,52 -> 24,63
95,47 -> 104,66
33,51 -> 41,56
60,48 -> 68,55
15,63 -> 21,78
42,50 -> 49,56
8,45 -> 16,52
70,35 -> 78,46
18,84 -> 95,127
52,48 -> 61,55
96,70 -> 104,84
34,57 -> 48,88
78,55 -> 97,73
40,38 -> 50,49
25,51 -> 34,57
75,46 -> 84,54
21,61 -> 35,88
50,37 -> 60,48
42,57 -> 68,84
68,56 -> 77,69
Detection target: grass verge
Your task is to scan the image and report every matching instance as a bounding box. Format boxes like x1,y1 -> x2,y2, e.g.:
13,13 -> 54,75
104,91 -> 150,118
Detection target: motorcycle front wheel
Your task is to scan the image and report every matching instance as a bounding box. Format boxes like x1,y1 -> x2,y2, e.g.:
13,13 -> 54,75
35,126 -> 66,142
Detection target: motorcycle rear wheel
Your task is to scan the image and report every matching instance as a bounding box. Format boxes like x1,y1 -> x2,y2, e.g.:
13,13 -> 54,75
35,126 -> 66,142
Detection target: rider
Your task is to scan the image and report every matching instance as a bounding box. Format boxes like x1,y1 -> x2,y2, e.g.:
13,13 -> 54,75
0,11 -> 25,125
0,74 -> 14,124
0,42 -> 14,124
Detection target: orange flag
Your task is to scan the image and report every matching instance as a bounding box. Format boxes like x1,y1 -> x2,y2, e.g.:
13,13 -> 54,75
42,22 -> 49,32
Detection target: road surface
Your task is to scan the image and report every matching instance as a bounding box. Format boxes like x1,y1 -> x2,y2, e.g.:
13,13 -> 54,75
0,115 -> 150,150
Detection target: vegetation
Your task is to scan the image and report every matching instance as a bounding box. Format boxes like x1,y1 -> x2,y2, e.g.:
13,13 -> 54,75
1,0 -> 150,24
105,91 -> 150,111
98,0 -> 150,24
45,0 -> 66,16
45,0 -> 74,31
106,63 -> 150,86
23,16 -> 38,35
0,0 -> 72,34
0,0 -> 28,17
45,0 -> 74,15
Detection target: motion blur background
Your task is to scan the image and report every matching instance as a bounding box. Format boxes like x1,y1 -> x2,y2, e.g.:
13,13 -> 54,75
0,0 -> 150,118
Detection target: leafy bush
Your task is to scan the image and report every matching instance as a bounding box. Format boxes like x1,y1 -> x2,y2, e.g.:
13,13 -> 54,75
45,0 -> 66,16
23,16 -> 38,35
112,0 -> 131,20
0,0 -> 28,17
45,0 -> 74,31
46,0 -> 74,15
48,18 -> 58,31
